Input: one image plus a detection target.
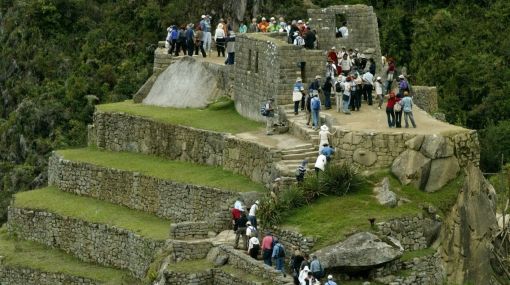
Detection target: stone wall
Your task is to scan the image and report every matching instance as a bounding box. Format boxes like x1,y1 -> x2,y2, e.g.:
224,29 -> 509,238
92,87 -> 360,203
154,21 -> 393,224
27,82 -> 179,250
48,153 -> 234,231
272,228 -> 316,253
165,240 -> 213,263
233,33 -> 325,122
412,86 -> 438,114
7,207 -> 164,279
308,5 -> 382,73
91,111 -> 280,184
163,268 -> 268,285
0,266 -> 100,285
376,215 -> 441,251
169,222 -> 210,240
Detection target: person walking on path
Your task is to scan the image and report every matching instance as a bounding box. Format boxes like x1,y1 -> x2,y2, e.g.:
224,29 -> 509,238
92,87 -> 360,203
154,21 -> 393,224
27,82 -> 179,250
314,153 -> 327,177
324,275 -> 338,285
293,78 -> 305,115
341,76 -> 353,114
310,255 -> 325,280
262,231 -> 274,266
247,236 -> 260,259
272,237 -> 286,275
296,159 -> 308,183
318,125 -> 336,148
265,98 -> 276,135
214,23 -> 226,57
311,95 -> 321,130
375,76 -> 384,109
362,71 -> 374,105
290,248 -> 305,285
248,200 -> 259,228
322,76 -> 333,110
385,91 -> 399,128
320,144 -> 335,162
194,26 -> 206,57
234,212 -> 248,249
401,91 -> 417,128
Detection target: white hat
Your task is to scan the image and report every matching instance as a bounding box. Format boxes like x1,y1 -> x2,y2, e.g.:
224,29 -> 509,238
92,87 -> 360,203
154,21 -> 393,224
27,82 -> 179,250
320,125 -> 329,131
315,75 -> 321,79
377,76 -> 382,80
246,221 -> 252,225
328,275 -> 333,280
255,200 -> 260,205
296,77 -> 302,82
399,74 -> 405,79
201,15 -> 206,19
270,17 -> 275,20
355,48 -> 359,52
262,17 -> 266,21
297,20 -> 303,24
331,46 -> 336,50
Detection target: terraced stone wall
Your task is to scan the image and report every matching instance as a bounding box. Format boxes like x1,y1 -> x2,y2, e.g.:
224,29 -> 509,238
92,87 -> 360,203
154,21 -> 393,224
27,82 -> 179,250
169,222 -> 210,240
163,268 -> 266,285
0,266 -> 100,285
48,154 -> 235,231
165,240 -> 213,262
272,228 -> 316,253
327,129 -> 480,169
376,215 -> 441,251
412,86 -> 438,114
7,207 -> 164,279
91,111 -> 280,184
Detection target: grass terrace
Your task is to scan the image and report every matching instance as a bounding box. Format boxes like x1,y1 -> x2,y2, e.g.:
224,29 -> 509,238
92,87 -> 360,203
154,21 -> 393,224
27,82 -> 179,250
57,148 -> 266,193
13,187 -> 170,240
281,171 -> 462,249
96,99 -> 263,134
0,227 -> 139,285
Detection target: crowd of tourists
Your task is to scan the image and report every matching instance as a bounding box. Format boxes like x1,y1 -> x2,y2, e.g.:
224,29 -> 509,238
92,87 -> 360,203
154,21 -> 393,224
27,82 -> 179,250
230,200 -> 338,285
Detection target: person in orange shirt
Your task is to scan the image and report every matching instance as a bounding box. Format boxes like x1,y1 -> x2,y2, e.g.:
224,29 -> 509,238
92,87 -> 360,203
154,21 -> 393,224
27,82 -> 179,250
258,17 -> 269,32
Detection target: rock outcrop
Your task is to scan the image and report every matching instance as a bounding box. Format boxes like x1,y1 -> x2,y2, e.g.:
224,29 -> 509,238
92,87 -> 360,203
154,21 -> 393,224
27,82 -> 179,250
313,232 -> 403,271
373,177 -> 397,207
440,164 -> 502,285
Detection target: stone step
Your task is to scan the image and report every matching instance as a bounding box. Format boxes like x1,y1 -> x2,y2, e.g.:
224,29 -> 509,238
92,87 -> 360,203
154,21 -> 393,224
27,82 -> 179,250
8,187 -> 169,279
280,147 -> 316,155
0,227 -> 139,285
281,151 -> 320,161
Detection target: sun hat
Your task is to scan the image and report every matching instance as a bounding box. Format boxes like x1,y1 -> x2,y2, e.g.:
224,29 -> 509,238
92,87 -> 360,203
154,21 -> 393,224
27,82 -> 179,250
296,77 -> 302,82
399,74 -> 405,79
320,125 -> 329,131
297,20 -> 303,24
315,75 -> 321,79
201,15 -> 206,19
377,76 -> 382,80
328,275 -> 333,280
246,221 -> 252,225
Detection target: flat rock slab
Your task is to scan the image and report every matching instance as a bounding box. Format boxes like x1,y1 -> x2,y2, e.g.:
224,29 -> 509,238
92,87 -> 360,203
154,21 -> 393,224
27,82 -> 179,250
313,232 -> 403,271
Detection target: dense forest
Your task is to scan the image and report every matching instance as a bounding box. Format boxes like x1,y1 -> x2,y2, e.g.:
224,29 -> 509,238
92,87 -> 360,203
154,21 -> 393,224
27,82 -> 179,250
0,0 -> 509,223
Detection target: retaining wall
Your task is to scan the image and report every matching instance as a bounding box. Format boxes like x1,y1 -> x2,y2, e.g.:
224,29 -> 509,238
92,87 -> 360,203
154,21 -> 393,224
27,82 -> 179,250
165,240 -> 213,263
7,207 -> 164,279
0,266 -> 100,285
163,268 -> 268,285
48,153 -> 235,231
90,111 -> 280,185
272,228 -> 316,253
376,215 -> 441,251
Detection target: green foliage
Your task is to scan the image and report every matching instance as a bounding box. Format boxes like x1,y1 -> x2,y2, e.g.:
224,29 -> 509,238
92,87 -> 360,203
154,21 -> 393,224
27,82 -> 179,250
480,121 -> 510,172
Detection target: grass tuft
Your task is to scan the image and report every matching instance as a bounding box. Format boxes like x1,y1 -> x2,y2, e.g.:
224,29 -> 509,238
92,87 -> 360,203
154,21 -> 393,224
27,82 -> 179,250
57,148 -> 266,193
96,100 -> 263,134
13,187 -> 170,240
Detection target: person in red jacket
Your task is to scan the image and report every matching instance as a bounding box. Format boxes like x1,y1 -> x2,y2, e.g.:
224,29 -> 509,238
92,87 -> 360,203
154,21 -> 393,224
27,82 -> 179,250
385,91 -> 400,128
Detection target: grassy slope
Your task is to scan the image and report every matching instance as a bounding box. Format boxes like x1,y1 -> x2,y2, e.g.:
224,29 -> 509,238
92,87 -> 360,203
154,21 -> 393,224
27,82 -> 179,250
13,187 -> 169,240
96,100 -> 263,134
0,228 -> 138,285
281,171 -> 462,249
57,148 -> 265,193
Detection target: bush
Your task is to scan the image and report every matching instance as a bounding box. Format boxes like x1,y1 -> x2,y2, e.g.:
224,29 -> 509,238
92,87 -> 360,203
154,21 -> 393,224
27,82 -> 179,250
480,120 -> 510,172
321,163 -> 365,196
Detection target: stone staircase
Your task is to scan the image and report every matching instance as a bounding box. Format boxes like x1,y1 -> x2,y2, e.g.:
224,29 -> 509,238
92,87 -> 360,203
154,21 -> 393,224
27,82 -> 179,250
275,143 -> 318,178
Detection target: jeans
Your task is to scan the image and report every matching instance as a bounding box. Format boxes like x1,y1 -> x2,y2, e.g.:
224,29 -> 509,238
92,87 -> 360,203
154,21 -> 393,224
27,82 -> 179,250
194,40 -> 206,57
363,84 -> 373,105
263,250 -> 272,266
293,101 -> 300,114
248,215 -> 257,229
386,107 -> 395,127
275,257 -> 285,272
343,96 -> 351,113
395,111 -> 402,128
324,91 -> 331,109
203,32 -> 212,51
404,111 -> 417,128
312,109 -> 319,128
225,52 -> 235,64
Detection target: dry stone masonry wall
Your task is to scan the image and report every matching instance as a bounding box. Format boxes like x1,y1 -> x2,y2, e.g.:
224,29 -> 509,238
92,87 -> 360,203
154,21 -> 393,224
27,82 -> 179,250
376,215 -> 441,251
7,207 -> 164,279
164,240 -> 213,263
91,111 -> 280,184
272,228 -> 316,253
412,86 -> 439,114
48,153 -> 235,231
162,268 -> 268,285
0,266 -> 100,285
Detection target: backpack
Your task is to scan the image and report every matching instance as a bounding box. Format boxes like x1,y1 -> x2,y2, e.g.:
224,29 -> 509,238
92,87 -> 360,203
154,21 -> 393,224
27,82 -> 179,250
295,36 -> 305,46
171,29 -> 179,40
335,81 -> 343,93
311,97 -> 320,110
394,101 -> 402,112
248,226 -> 258,237
277,244 -> 286,258
260,105 -> 268,116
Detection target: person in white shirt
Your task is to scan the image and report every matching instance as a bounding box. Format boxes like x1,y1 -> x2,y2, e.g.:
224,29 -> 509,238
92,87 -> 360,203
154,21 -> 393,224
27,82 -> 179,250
246,221 -> 258,237
247,236 -> 260,259
338,22 -> 348,38
214,23 -> 226,57
318,125 -> 336,149
248,200 -> 259,228
375,76 -> 384,109
314,154 -> 327,177
362,71 -> 374,105
338,53 -> 352,76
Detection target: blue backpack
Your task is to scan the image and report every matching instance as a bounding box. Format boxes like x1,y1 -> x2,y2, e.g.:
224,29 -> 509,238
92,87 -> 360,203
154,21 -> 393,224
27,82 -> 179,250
171,29 -> 179,40
311,97 -> 320,110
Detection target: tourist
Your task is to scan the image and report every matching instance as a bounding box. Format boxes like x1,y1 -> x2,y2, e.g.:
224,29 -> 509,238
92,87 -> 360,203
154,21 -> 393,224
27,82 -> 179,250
290,248 -> 305,285
293,78 -> 305,115
264,98 -> 275,135
375,76 -> 384,109
341,76 -> 352,114
304,27 -> 316,49
214,23 -> 226,57
311,94 -> 321,130
272,237 -> 286,274
200,15 -> 212,53
362,71 -> 374,105
165,25 -> 173,49
225,31 -> 236,65
262,231 -> 274,266
231,201 -> 242,231
397,74 -> 409,98
305,91 -> 312,126
295,159 -> 308,183
338,22 -> 348,38
234,211 -> 248,249
175,25 -> 187,56
293,32 -> 305,47
322,76 -> 333,110
368,57 -> 376,75
300,253 -> 310,270
314,153 -> 327,177
386,57 -> 395,93
334,75 -> 345,112
248,235 -> 260,259
258,17 -> 269,32
401,91 -> 417,128
268,17 -> 281,32
248,200 -> 259,228
320,144 -> 335,162
324,275 -> 337,285
185,23 -> 195,56
310,255 -> 324,280
350,73 -> 361,111
248,18 -> 258,33
325,59 -> 337,79
339,53 -> 352,76
327,47 -> 338,72
288,21 -> 299,43
385,91 -> 399,128
167,25 -> 179,55
318,125 -> 335,148
193,26 -> 206,57
338,46 -> 347,58
239,21 -> 247,33
246,221 -> 258,237
297,19 -> 306,35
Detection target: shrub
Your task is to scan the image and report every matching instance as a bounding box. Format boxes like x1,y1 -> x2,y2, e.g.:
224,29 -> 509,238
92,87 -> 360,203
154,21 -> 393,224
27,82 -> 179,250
321,163 -> 365,196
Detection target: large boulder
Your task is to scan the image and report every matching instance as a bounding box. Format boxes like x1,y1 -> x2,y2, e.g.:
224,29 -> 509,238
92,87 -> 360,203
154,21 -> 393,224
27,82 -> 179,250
424,157 -> 460,192
313,232 -> 403,271
404,135 -> 424,151
440,164 -> 501,285
391,150 -> 431,189
373,177 -> 397,207
420,135 -> 454,159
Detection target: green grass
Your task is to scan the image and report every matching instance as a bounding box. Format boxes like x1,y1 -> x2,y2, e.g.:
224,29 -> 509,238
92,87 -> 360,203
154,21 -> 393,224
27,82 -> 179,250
96,100 -> 263,134
57,148 -> 266,193
0,227 -> 139,285
401,247 -> 437,261
13,187 -> 170,240
280,171 -> 463,249
168,259 -> 213,273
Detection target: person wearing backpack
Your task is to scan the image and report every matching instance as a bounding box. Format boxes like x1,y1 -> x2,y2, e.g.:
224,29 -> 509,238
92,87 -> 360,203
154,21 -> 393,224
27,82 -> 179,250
272,237 -> 286,274
247,235 -> 260,259
311,94 -> 321,130
262,231 -> 275,266
322,76 -> 333,110
168,25 -> 179,55
295,159 -> 308,183
324,275 -> 338,285
334,75 -> 345,112
385,91 -> 400,128
310,255 -> 325,280
293,78 -> 305,115
401,91 -> 417,128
